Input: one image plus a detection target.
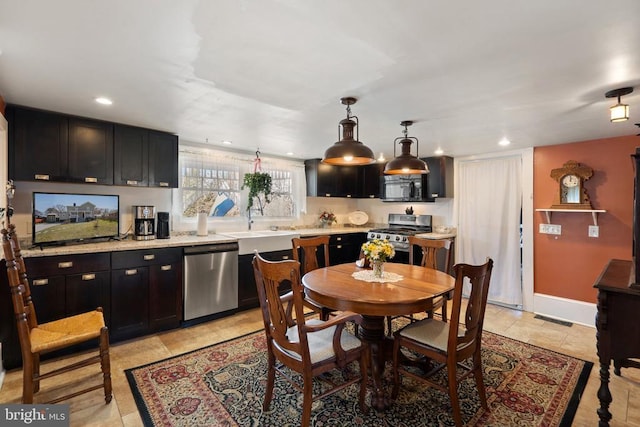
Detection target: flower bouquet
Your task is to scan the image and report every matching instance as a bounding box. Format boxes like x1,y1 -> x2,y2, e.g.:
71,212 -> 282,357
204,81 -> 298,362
318,211 -> 337,227
361,239 -> 395,278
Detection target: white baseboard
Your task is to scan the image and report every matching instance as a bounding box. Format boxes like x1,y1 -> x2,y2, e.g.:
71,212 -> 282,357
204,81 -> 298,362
533,293 -> 596,328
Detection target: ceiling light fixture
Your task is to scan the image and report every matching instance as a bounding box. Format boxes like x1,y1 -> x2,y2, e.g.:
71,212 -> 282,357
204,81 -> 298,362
499,137 -> 511,146
384,121 -> 429,175
605,87 -> 633,122
95,97 -> 112,105
322,97 -> 375,165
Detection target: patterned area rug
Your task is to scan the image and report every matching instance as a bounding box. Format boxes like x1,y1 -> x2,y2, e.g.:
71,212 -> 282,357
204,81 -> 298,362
126,329 -> 591,426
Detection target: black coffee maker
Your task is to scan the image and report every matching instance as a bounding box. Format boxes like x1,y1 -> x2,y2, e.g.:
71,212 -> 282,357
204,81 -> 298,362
157,212 -> 170,239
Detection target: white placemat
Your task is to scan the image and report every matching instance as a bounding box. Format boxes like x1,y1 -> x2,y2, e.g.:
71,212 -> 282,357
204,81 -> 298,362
352,270 -> 404,283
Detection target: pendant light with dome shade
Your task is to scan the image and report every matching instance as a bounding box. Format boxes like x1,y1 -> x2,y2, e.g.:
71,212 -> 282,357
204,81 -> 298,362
322,97 -> 375,165
384,121 -> 429,175
605,87 -> 633,122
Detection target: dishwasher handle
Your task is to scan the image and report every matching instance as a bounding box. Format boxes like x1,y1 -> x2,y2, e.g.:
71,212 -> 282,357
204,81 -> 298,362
184,242 -> 239,255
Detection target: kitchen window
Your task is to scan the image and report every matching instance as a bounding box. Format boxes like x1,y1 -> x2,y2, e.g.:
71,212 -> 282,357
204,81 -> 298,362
172,144 -> 306,230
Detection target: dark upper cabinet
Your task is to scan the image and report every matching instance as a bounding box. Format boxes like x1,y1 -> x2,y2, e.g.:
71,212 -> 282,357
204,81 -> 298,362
7,104 -> 178,188
305,159 -> 383,198
114,124 -> 149,186
68,117 -> 114,184
423,156 -> 454,200
361,163 -> 385,198
8,106 -> 68,182
148,130 -> 179,188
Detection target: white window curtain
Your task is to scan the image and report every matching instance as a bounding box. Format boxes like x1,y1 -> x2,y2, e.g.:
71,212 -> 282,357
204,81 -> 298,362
456,155 -> 523,307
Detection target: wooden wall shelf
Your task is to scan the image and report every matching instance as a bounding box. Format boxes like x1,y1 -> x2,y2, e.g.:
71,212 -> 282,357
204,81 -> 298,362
535,208 -> 606,226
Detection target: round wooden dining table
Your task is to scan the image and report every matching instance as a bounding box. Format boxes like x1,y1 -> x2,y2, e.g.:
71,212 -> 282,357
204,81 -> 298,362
302,261 -> 455,411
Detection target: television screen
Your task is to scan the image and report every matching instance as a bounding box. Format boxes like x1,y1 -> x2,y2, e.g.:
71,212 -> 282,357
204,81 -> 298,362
32,192 -> 120,246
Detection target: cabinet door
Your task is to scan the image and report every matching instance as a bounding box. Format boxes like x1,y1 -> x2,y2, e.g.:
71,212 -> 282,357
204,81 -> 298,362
68,117 -> 114,184
111,266 -> 149,340
149,261 -> 183,331
148,130 -> 178,188
423,156 -> 454,199
336,165 -> 358,198
360,163 -> 384,198
9,106 -> 68,182
114,124 -> 148,186
65,271 -> 110,320
237,254 -> 257,309
29,275 -> 66,323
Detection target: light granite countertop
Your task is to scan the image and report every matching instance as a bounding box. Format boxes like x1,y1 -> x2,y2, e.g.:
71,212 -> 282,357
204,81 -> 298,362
20,226 -> 455,258
20,226 -> 373,258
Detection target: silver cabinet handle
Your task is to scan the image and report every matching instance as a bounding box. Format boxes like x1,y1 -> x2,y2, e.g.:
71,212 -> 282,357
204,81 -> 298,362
143,254 -> 155,261
58,261 -> 73,269
160,265 -> 172,271
281,255 -> 289,260
32,279 -> 48,286
159,182 -> 169,187
125,269 -> 138,276
336,245 -> 342,249
84,177 -> 98,183
126,180 -> 138,185
34,174 -> 50,180
336,237 -> 342,241
82,273 -> 96,281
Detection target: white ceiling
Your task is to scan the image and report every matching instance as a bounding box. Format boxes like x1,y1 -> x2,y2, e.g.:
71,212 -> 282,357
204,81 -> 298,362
1,0 -> 639,161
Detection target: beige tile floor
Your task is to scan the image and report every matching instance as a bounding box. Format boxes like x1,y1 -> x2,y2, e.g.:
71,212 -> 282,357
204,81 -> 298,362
1,303 -> 639,426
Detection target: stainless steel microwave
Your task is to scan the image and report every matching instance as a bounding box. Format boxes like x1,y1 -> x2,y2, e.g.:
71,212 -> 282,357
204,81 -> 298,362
380,174 -> 429,202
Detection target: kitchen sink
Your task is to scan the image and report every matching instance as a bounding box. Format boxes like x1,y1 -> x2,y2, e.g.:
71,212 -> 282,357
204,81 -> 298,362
219,230 -> 300,255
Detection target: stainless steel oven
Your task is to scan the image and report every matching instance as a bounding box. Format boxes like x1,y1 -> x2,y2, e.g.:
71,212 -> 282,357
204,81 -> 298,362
367,214 -> 432,262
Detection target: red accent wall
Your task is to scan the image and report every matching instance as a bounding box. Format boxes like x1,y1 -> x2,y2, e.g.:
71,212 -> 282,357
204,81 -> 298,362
534,136 -> 638,303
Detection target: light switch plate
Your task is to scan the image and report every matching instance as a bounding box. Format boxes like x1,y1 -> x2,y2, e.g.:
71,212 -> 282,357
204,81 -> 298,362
588,225 -> 599,238
539,224 -> 562,235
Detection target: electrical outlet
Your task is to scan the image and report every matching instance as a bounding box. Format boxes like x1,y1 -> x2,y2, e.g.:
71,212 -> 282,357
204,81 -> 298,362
588,225 -> 599,238
539,224 -> 562,235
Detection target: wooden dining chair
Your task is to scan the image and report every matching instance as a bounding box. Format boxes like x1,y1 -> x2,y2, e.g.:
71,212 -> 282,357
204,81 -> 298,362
292,235 -> 334,320
1,224 -> 112,404
252,251 -> 368,427
386,236 -> 453,335
391,258 -> 494,427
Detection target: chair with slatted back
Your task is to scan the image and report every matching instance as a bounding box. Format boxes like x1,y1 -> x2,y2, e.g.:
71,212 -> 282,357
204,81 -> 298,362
253,251 -> 368,427
386,236 -> 453,335
392,258 -> 494,427
1,223 -> 112,404
292,235 -> 334,320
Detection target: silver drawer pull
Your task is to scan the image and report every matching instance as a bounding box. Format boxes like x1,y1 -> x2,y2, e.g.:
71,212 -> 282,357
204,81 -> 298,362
84,177 -> 98,183
336,237 -> 342,241
346,194 -> 352,198
126,180 -> 138,185
281,255 -> 289,260
336,245 -> 342,249
143,254 -> 155,261
159,182 -> 169,187
431,193 -> 439,197
125,269 -> 138,276
82,273 -> 96,281
160,265 -> 172,271
34,174 -> 50,180
58,261 -> 73,269
32,279 -> 48,286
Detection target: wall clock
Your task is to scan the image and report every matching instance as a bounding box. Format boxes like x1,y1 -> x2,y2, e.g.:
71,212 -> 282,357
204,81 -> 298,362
549,160 -> 593,209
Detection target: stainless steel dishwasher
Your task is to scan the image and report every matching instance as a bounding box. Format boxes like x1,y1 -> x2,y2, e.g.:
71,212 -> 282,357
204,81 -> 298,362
183,242 -> 239,321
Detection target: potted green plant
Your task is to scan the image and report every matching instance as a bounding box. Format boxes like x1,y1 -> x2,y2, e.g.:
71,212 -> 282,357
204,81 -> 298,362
242,171 -> 272,215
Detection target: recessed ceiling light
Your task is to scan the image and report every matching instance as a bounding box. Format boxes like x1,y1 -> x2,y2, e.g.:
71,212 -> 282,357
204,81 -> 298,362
377,152 -> 386,162
498,138 -> 511,146
434,147 -> 444,155
95,97 -> 112,105
222,140 -> 232,145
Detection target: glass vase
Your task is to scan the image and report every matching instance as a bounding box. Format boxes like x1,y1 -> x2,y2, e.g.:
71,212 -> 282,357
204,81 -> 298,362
372,260 -> 385,278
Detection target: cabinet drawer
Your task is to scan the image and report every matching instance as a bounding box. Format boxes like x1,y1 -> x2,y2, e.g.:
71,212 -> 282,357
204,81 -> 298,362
112,247 -> 182,269
26,253 -> 110,277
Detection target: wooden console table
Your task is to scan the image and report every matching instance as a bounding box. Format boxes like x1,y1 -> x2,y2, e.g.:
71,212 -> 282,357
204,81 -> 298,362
594,259 -> 640,426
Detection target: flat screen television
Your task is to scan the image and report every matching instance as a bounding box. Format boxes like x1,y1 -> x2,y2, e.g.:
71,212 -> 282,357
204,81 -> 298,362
32,192 -> 120,246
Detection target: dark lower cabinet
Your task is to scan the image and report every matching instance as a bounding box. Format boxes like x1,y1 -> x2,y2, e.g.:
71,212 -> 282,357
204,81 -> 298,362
111,266 -> 150,340
238,249 -> 293,309
329,232 -> 367,265
111,247 -> 182,340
